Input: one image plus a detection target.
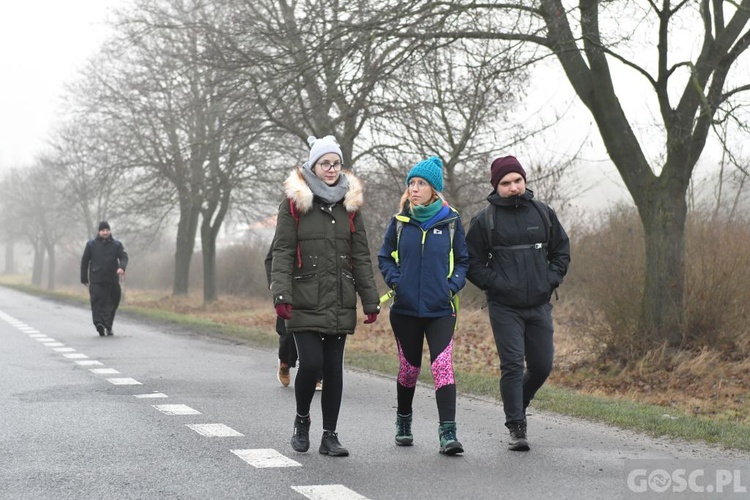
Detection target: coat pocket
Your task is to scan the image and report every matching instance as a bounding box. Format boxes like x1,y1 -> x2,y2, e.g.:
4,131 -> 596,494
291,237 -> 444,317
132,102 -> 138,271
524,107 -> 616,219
293,273 -> 319,309
341,271 -> 357,309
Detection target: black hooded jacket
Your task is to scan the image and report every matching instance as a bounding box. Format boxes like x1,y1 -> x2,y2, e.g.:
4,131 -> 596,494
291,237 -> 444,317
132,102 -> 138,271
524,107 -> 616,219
465,190 -> 570,308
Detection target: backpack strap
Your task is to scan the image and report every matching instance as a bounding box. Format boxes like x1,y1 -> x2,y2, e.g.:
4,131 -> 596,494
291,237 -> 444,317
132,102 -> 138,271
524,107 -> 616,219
485,199 -> 551,256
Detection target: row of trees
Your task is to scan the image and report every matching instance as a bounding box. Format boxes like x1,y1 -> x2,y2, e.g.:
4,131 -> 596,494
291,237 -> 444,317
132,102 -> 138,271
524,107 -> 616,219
2,0 -> 749,351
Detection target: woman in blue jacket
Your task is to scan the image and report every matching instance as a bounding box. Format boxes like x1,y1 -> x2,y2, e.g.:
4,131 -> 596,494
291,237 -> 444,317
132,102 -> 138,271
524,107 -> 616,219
378,156 -> 469,455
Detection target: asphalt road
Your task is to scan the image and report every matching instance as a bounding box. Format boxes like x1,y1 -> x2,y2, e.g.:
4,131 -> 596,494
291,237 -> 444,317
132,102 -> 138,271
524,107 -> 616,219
1,286 -> 748,500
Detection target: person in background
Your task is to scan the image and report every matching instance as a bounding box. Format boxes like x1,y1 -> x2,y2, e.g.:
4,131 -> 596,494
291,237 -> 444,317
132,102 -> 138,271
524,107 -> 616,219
270,135 -> 380,457
264,244 -> 321,390
378,156 -> 469,455
80,221 -> 128,336
265,245 -> 298,387
465,156 -> 570,451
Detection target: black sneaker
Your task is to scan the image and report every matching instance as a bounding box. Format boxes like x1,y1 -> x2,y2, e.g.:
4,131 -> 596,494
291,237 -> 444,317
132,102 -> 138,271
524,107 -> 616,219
95,323 -> 105,336
507,422 -> 530,451
319,430 -> 349,457
106,327 -> 114,336
291,415 -> 311,452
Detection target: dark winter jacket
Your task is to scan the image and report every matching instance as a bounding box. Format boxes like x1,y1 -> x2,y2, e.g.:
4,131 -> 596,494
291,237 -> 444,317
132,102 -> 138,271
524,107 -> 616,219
270,168 -> 380,335
378,203 -> 468,318
465,190 -> 570,308
80,236 -> 128,285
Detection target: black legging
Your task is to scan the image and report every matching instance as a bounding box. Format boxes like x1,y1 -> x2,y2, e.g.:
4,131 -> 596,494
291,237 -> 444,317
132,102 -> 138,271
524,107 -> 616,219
390,312 -> 457,422
292,332 -> 346,431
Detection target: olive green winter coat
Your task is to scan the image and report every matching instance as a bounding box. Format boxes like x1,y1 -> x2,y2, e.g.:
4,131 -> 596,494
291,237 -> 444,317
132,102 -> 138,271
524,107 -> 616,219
270,168 -> 380,335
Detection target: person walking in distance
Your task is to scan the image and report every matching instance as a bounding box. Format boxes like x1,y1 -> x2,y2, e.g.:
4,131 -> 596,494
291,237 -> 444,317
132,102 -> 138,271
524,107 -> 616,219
265,245 -> 324,390
265,245 -> 298,387
465,156 -> 570,451
270,135 -> 380,457
378,156 -> 469,455
80,221 -> 129,336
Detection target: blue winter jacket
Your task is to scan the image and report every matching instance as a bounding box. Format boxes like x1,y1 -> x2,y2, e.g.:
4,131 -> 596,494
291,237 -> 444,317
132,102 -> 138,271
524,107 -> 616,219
378,204 -> 469,318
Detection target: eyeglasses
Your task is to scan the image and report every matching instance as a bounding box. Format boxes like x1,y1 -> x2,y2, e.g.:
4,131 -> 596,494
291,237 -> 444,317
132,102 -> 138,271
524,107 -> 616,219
408,179 -> 430,190
316,161 -> 343,172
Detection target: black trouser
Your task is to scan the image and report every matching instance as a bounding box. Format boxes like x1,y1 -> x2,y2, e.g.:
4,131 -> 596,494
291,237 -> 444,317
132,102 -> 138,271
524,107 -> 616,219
292,332 -> 346,431
88,282 -> 121,330
276,318 -> 298,367
390,312 -> 457,423
488,302 -> 554,426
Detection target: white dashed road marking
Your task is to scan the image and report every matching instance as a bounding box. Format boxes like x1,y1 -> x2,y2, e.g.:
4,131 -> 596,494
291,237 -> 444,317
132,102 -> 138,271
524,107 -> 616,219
134,392 -> 168,399
106,377 -> 142,385
75,360 -> 103,366
231,449 -> 301,468
63,353 -> 89,359
291,485 -> 369,500
187,424 -> 243,437
1,310 -> 376,498
152,404 -> 201,415
90,368 -> 120,374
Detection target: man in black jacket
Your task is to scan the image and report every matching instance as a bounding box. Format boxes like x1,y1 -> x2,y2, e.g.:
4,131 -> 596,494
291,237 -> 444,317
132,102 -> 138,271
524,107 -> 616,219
80,221 -> 128,336
466,156 -> 570,451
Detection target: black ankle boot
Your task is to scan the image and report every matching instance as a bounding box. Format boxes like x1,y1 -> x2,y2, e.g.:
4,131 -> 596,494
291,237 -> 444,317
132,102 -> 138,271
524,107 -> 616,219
291,415 -> 311,452
507,421 -> 530,451
319,430 -> 349,457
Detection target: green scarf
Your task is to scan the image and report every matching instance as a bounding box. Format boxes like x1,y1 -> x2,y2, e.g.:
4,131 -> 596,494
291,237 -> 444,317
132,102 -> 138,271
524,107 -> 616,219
409,198 -> 443,222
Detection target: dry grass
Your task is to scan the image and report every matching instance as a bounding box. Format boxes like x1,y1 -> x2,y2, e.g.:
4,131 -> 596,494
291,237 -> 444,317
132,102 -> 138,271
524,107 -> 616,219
113,287 -> 749,426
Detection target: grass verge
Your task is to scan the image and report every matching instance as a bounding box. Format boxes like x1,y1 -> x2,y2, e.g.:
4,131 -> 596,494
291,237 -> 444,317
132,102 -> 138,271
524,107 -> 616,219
2,281 -> 748,451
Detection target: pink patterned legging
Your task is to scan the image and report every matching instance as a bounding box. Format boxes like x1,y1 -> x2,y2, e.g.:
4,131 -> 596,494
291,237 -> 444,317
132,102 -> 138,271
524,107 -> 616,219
390,312 -> 457,422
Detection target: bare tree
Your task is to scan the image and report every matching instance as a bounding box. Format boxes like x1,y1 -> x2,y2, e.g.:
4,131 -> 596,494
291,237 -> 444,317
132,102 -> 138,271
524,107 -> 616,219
0,164 -> 71,289
368,0 -> 750,347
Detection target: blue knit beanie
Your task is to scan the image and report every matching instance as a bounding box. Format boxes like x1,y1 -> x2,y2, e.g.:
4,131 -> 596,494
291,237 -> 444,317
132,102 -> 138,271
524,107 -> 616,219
405,156 -> 444,192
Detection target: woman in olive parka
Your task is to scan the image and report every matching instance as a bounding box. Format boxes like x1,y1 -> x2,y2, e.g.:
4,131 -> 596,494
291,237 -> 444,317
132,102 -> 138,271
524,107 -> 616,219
270,135 -> 380,458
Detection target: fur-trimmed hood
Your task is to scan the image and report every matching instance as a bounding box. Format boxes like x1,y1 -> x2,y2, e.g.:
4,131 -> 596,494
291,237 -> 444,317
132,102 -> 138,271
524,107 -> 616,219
283,167 -> 364,214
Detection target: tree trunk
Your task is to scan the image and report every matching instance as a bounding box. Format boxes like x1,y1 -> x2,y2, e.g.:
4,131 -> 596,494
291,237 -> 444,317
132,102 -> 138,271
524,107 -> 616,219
201,231 -> 217,304
4,241 -> 14,274
172,199 -> 201,296
46,243 -> 56,291
31,244 -> 44,287
637,185 -> 687,347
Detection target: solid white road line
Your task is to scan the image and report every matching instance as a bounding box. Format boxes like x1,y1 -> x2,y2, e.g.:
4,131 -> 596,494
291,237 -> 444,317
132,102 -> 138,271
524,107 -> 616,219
231,449 -> 301,468
291,485 -> 369,500
186,424 -> 243,437
152,404 -> 201,415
